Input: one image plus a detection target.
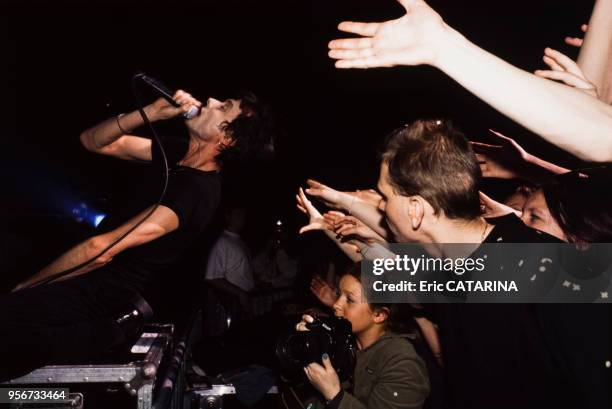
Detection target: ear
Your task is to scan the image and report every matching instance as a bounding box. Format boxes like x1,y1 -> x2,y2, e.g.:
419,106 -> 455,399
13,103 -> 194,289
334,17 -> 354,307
408,197 -> 425,230
373,307 -> 390,324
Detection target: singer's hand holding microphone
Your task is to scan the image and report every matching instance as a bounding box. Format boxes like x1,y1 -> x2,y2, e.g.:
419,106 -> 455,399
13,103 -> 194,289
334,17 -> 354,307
144,90 -> 202,122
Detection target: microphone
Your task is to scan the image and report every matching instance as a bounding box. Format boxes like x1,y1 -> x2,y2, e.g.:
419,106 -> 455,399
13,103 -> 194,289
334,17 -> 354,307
136,73 -> 199,119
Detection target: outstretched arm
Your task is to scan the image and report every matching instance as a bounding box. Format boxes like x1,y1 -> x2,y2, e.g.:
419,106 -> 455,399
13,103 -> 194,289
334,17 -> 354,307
472,129 -> 570,184
80,90 -> 201,161
296,188 -> 363,262
329,0 -> 612,162
305,179 -> 391,239
14,205 -> 179,290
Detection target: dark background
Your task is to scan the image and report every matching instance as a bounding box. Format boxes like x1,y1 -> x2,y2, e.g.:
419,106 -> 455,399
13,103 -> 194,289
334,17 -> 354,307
0,0 -> 595,289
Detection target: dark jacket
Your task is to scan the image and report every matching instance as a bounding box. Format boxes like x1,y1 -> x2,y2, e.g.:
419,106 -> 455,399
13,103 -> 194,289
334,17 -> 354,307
333,332 -> 429,409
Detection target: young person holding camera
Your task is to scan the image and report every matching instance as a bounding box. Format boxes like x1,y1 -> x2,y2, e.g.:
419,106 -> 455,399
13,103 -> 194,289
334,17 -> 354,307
296,264 -> 430,409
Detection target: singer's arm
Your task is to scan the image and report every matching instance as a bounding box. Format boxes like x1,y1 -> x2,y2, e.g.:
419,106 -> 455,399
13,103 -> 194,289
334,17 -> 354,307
80,91 -> 201,161
13,205 -> 179,291
79,107 -> 154,161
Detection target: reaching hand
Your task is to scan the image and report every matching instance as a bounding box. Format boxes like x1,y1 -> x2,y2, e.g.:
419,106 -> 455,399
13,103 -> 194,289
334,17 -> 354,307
310,276 -> 338,307
329,214 -> 386,244
471,129 -> 532,180
305,179 -> 349,210
320,211 -> 365,256
479,191 -> 521,218
535,48 -> 598,97
328,0 -> 447,69
322,210 -> 347,227
564,24 -> 588,48
145,90 -> 202,121
296,188 -> 329,234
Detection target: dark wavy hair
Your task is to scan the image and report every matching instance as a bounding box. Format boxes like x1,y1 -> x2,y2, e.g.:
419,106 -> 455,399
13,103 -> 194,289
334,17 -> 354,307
217,91 -> 277,165
382,119 -> 482,221
542,168 -> 612,243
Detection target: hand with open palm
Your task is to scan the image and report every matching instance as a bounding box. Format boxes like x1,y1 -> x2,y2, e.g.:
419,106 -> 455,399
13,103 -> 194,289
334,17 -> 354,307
328,0 -> 448,69
296,187 -> 329,234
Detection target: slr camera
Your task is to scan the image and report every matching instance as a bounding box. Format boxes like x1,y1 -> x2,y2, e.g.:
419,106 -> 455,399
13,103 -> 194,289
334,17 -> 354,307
276,315 -> 357,382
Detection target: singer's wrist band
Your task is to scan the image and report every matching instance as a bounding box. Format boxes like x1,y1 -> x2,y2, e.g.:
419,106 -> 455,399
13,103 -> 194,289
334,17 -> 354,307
116,113 -> 128,134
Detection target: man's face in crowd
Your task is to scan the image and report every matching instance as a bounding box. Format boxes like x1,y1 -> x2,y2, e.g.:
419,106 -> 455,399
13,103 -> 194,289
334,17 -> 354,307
186,97 -> 242,145
521,189 -> 567,242
377,162 -> 415,242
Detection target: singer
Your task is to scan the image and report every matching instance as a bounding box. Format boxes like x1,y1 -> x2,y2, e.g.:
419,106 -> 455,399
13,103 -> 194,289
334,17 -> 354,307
0,86 -> 276,381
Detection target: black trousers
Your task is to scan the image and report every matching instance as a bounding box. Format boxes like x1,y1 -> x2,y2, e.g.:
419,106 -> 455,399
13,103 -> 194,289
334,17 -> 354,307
0,277 -> 132,381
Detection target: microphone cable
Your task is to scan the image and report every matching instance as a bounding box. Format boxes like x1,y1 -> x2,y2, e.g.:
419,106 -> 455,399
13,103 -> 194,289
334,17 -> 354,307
29,73 -> 171,287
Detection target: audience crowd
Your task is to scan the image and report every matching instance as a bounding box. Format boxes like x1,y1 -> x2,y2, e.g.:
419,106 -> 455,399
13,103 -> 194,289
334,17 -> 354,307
292,1 -> 611,408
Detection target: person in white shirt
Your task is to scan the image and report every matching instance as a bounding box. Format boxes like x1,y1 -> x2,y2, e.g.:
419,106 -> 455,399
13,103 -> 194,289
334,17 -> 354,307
205,207 -> 254,297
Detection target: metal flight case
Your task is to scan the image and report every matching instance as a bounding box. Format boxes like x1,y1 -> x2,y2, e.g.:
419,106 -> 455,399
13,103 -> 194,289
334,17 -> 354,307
2,324 -> 174,409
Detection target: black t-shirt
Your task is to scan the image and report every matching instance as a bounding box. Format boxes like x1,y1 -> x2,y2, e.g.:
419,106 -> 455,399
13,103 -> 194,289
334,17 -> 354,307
427,214 -> 562,409
86,165 -> 221,307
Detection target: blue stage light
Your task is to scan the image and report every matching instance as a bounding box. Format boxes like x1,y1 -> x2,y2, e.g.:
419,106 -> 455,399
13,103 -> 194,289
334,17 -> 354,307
93,214 -> 106,227
71,202 -> 106,228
